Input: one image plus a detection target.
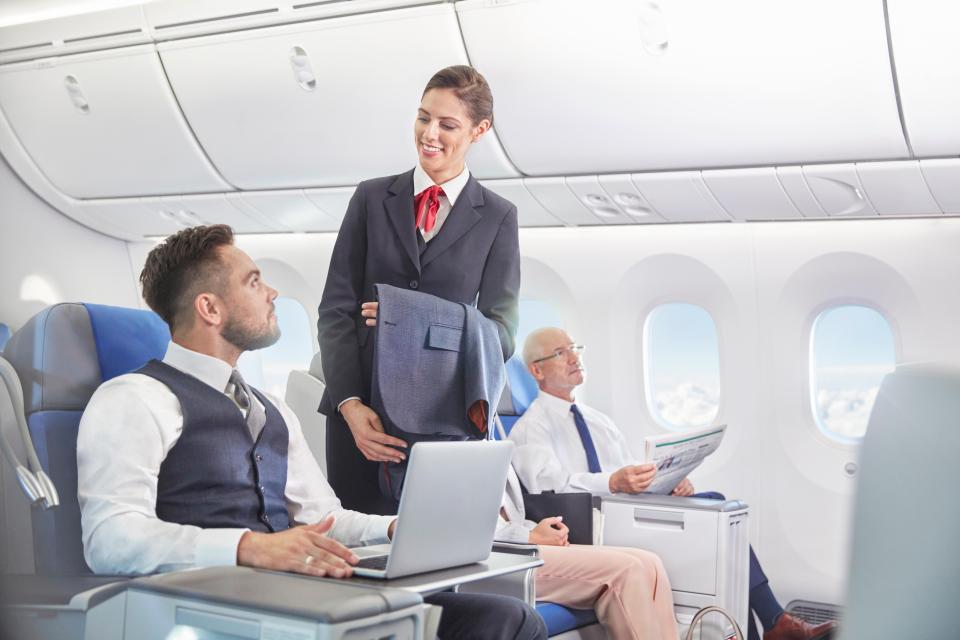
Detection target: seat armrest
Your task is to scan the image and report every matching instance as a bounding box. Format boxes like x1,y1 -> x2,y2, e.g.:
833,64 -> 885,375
492,541 -> 539,557
457,543 -> 539,604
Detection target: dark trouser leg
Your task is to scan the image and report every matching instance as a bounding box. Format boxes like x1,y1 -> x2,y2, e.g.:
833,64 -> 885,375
324,411 -> 398,515
693,492 -> 783,638
424,592 -> 547,640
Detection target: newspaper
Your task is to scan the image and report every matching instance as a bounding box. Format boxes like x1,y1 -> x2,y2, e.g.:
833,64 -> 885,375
643,424 -> 726,495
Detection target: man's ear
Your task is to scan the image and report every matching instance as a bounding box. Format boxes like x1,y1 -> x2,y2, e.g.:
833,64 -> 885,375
193,292 -> 224,328
528,362 -> 544,383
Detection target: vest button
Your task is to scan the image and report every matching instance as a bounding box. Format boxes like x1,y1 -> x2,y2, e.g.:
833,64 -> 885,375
409,279 -> 419,289
263,514 -> 270,523
255,454 -> 263,462
258,485 -> 265,493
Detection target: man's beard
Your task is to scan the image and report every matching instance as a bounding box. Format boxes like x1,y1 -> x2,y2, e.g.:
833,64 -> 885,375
221,316 -> 281,352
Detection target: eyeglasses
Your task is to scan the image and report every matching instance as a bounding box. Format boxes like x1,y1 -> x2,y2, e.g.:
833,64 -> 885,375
531,344 -> 585,365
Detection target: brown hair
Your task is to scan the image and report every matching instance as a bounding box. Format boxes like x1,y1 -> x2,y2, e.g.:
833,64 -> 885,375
422,65 -> 494,127
140,224 -> 234,331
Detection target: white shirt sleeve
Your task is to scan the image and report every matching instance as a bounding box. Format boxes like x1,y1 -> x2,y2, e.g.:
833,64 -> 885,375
77,376 -> 247,575
509,407 -> 614,496
273,396 -> 393,546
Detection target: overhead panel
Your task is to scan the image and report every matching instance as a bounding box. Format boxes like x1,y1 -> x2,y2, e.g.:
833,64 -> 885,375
152,194 -> 283,233
597,174 -> 665,224
920,159 -> 960,215
802,165 -> 877,218
456,0 -> 906,175
238,191 -> 340,232
480,179 -> 563,227
701,168 -> 801,221
855,161 -> 941,217
630,172 -> 731,223
158,4 -> 518,191
567,175 -> 640,225
524,178 -> 603,226
305,187 -> 358,227
74,198 -> 185,240
886,1 -> 960,156
775,167 -> 826,218
0,45 -> 231,199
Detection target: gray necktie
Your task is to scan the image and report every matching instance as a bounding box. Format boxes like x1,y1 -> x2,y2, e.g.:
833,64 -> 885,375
229,370 -> 266,440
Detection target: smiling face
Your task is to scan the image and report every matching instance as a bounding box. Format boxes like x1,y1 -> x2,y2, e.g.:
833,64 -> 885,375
216,244 -> 280,352
414,87 -> 490,185
527,328 -> 586,402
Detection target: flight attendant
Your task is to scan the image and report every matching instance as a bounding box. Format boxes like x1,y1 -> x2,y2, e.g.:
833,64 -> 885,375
317,66 -> 520,514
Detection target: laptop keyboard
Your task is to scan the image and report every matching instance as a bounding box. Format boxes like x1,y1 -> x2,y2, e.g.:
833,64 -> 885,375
355,555 -> 390,571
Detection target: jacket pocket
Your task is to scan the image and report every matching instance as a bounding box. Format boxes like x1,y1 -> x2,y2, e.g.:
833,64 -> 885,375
427,324 -> 462,352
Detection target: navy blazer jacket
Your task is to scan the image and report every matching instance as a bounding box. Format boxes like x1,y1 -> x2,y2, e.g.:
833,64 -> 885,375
317,169 -> 520,416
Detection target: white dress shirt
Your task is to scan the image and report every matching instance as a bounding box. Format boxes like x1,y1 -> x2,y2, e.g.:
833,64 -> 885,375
413,162 -> 470,243
508,392 -> 640,496
77,341 -> 393,576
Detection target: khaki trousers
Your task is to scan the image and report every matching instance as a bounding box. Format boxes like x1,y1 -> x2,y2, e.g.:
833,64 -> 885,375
536,545 -> 679,640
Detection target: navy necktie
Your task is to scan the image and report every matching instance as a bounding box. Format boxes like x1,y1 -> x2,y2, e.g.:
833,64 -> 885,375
570,404 -> 602,473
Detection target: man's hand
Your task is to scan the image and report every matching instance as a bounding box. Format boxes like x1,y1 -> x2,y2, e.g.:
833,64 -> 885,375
528,516 -> 570,547
361,301 -> 378,327
609,463 -> 657,494
340,399 -> 407,463
671,477 -> 695,497
236,515 -> 359,578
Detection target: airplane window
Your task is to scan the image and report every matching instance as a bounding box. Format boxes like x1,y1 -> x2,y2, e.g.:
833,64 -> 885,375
237,296 -> 313,399
811,305 -> 896,440
643,303 -> 721,430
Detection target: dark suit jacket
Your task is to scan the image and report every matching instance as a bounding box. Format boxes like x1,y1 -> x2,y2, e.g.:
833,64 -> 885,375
317,169 -> 520,416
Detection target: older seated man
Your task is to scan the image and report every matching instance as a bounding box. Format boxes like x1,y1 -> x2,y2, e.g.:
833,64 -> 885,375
77,224 -> 546,640
508,327 -> 835,640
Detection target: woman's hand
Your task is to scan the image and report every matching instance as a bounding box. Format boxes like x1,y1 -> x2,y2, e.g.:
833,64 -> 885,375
361,301 -> 378,327
528,516 -> 570,547
340,399 -> 407,463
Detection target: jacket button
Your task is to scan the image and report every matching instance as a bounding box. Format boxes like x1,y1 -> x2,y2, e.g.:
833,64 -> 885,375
263,514 -> 270,523
409,279 -> 419,289
258,485 -> 265,493
255,454 -> 263,462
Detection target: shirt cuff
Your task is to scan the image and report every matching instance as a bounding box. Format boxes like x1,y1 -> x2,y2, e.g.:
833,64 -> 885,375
362,515 -> 395,546
583,472 -> 614,496
337,396 -> 361,413
195,527 -> 249,567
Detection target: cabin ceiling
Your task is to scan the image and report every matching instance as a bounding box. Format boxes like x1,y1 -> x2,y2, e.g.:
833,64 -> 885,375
0,0 -> 958,240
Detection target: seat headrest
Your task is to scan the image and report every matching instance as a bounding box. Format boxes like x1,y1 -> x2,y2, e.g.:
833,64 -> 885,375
0,323 -> 10,351
2,303 -> 170,414
309,351 -> 325,383
505,356 -> 539,414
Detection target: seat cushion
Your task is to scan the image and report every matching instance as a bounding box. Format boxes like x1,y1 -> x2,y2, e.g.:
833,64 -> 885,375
536,602 -> 598,636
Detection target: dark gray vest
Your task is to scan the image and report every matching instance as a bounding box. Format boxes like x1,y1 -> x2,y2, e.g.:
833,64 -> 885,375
137,360 -> 290,533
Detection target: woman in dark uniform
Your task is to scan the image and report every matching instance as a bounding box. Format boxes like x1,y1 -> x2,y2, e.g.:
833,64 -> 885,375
317,65 -> 520,514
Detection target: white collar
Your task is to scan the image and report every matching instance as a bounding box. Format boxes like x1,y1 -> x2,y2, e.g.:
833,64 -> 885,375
162,341 -> 235,394
536,389 -> 578,416
413,163 -> 470,207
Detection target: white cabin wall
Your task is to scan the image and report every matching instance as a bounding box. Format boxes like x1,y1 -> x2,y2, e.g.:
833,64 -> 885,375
0,155 -> 140,329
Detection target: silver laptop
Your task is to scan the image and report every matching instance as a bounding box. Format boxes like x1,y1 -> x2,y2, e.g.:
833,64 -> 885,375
351,440 -> 514,579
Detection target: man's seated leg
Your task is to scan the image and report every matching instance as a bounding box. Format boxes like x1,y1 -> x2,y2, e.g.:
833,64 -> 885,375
425,591 -> 546,640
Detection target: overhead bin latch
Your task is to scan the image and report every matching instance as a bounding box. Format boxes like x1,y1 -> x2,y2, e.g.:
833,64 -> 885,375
289,46 -> 317,92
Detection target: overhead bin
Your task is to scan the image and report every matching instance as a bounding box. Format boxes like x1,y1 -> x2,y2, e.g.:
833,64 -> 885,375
0,45 -> 230,199
456,0 -> 907,175
157,4 -> 519,191
886,1 -> 960,156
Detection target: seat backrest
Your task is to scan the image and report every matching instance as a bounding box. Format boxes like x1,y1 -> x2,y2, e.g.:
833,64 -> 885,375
285,359 -> 327,475
0,323 -> 10,351
493,355 -> 540,439
838,364 -> 960,640
2,303 -> 169,576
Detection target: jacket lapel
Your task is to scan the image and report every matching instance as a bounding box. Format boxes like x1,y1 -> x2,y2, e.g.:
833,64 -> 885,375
384,170 -> 420,273
420,175 -> 485,269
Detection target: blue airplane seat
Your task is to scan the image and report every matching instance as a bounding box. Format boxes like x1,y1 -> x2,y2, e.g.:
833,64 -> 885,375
2,303 -> 170,575
0,322 -> 10,351
494,356 -> 600,635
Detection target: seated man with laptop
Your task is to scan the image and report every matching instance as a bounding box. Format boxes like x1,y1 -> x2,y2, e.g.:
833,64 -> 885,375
77,225 -> 546,640
508,327 -> 835,640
